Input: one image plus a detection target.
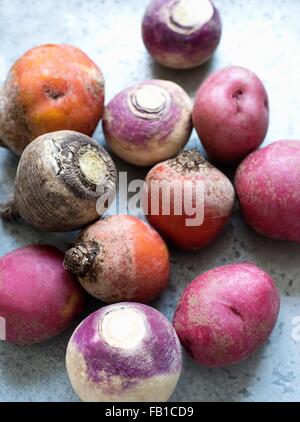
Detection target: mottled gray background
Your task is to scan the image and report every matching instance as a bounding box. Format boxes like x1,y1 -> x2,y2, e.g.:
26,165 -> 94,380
0,0 -> 300,402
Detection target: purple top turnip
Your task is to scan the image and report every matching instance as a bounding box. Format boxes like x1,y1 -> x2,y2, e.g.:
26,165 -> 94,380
142,0 -> 222,69
102,80 -> 192,166
66,303 -> 182,402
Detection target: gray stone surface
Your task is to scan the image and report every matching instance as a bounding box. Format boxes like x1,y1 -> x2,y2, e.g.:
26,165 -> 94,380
0,0 -> 300,402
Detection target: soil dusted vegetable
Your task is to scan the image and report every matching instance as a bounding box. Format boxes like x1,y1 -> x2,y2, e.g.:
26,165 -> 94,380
142,0 -> 222,69
66,302 -> 182,402
235,140 -> 300,242
0,245 -> 85,344
174,263 -> 280,367
143,150 -> 235,250
64,215 -> 170,303
102,79 -> 192,166
0,44 -> 105,155
0,131 -> 116,232
193,66 -> 269,164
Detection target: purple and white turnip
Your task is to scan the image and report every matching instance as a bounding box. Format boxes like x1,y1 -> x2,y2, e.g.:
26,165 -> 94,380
193,66 -> 269,164
173,263 -> 280,367
235,140 -> 300,242
0,130 -> 116,232
102,80 -> 192,166
0,245 -> 85,344
66,303 -> 182,402
142,0 -> 222,69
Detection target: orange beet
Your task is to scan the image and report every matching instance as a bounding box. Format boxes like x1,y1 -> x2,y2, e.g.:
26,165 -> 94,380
0,44 -> 104,155
64,215 -> 170,303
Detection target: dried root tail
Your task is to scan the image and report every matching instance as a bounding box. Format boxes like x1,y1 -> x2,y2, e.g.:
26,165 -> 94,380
64,241 -> 100,276
0,197 -> 20,222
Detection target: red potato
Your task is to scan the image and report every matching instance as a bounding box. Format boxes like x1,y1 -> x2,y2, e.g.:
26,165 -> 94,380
193,66 -> 269,164
0,245 -> 85,344
64,216 -> 170,303
173,263 -> 280,367
143,150 -> 235,251
102,80 -> 192,166
235,140 -> 300,242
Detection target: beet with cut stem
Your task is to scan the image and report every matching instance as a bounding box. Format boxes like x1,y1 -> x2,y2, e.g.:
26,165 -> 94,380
142,0 -> 222,69
64,215 -> 170,303
0,130 -> 116,232
66,303 -> 182,402
143,149 -> 235,250
102,80 -> 192,166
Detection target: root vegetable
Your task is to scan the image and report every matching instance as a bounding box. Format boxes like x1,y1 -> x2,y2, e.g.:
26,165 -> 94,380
235,140 -> 300,242
193,66 -> 269,164
64,215 -> 170,303
173,263 -> 280,367
142,0 -> 222,69
66,302 -> 182,402
0,130 -> 116,232
0,245 -> 85,344
143,149 -> 235,250
0,44 -> 105,155
102,80 -> 192,166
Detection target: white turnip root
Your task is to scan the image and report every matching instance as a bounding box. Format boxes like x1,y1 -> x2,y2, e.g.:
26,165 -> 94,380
0,130 -> 116,232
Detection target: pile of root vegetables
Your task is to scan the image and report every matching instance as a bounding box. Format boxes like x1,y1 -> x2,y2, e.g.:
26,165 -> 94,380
0,0 -> 299,403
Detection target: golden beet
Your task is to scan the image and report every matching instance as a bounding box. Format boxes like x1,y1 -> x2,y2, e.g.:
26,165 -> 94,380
0,44 -> 104,155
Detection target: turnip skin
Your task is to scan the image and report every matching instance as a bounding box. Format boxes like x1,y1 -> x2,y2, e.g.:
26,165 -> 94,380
64,215 -> 170,304
173,263 -> 280,367
193,66 -> 269,164
0,130 -> 117,232
66,303 -> 182,402
143,150 -> 235,250
102,80 -> 192,166
235,140 -> 300,242
0,44 -> 104,155
0,245 -> 85,345
142,0 -> 222,69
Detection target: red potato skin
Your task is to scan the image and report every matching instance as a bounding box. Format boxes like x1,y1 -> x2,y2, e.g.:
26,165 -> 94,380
65,216 -> 170,303
0,44 -> 104,155
193,66 -> 269,164
235,140 -> 300,242
173,263 -> 280,367
0,245 -> 85,344
143,151 -> 235,251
